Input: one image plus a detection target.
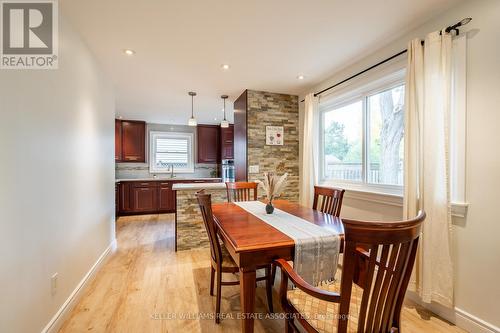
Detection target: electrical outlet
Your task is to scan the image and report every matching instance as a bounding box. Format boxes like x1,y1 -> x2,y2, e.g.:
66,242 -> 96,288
248,165 -> 259,174
51,273 -> 58,296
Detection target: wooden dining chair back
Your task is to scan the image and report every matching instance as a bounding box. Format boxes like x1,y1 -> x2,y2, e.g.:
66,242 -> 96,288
196,190 -> 274,323
337,211 -> 426,332
225,182 -> 258,202
196,190 -> 223,268
312,186 -> 345,217
276,211 -> 426,333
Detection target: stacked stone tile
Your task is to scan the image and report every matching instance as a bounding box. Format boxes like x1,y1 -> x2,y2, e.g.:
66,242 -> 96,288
246,90 -> 300,202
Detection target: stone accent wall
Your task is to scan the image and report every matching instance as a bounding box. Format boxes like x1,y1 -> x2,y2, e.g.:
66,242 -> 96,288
176,188 -> 227,251
246,90 -> 299,201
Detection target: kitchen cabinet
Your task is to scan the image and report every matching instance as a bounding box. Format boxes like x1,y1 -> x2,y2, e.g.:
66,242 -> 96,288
118,182 -> 132,213
115,183 -> 119,215
116,179 -> 220,216
220,124 -> 234,160
197,125 -> 220,163
115,119 -> 122,161
158,182 -> 175,211
116,120 -> 146,162
132,182 -> 157,213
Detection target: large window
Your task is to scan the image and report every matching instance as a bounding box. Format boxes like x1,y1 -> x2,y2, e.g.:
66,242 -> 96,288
149,132 -> 194,173
320,72 -> 405,193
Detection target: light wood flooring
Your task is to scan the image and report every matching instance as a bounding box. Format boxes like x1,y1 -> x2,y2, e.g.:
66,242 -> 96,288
59,214 -> 466,333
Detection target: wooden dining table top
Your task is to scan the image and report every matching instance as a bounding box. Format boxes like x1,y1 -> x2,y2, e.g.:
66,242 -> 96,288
211,199 -> 344,253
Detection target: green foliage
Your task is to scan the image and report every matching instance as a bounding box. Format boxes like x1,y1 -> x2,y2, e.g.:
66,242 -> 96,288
324,122 -> 350,161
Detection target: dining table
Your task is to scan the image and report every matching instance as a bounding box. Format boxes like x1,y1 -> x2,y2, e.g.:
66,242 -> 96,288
211,199 -> 344,333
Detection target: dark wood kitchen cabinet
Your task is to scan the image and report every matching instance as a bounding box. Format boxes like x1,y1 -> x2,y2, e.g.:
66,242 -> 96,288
116,120 -> 146,162
197,125 -> 220,163
116,179 -> 221,216
118,182 -> 132,213
115,183 -> 119,214
131,182 -> 158,213
158,182 -> 175,211
220,124 -> 234,159
115,119 -> 122,161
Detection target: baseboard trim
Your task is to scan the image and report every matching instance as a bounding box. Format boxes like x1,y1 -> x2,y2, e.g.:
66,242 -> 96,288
406,291 -> 499,333
455,308 -> 500,333
41,238 -> 117,333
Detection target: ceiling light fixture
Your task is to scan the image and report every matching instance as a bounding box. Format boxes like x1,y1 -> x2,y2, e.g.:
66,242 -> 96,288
220,95 -> 229,128
123,49 -> 135,56
297,75 -> 305,80
188,91 -> 197,127
221,64 -> 230,70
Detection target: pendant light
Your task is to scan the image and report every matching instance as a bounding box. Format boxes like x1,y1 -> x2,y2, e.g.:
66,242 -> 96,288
220,95 -> 229,128
188,91 -> 197,127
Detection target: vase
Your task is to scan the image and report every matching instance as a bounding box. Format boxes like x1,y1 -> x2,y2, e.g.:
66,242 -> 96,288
265,200 -> 274,214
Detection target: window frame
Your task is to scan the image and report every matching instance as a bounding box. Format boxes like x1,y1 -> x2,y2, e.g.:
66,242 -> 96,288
149,131 -> 195,173
319,69 -> 406,196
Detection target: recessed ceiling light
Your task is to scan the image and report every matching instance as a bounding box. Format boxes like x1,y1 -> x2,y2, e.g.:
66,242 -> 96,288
123,49 -> 135,56
221,64 -> 230,70
297,75 -> 305,80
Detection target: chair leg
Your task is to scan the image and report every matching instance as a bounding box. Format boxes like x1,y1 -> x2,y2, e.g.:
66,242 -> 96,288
285,318 -> 294,332
215,270 -> 222,324
209,266 -> 215,296
265,265 -> 274,313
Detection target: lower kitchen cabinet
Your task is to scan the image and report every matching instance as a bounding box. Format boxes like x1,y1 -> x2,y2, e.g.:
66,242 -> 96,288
116,179 -> 219,215
132,184 -> 158,213
119,182 -> 132,213
158,182 -> 175,212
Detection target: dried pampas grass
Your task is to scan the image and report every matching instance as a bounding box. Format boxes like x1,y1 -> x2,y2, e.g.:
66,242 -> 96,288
257,172 -> 288,201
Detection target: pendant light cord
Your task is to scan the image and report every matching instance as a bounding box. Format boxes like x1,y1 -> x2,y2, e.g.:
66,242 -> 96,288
223,98 -> 226,120
191,95 -> 194,118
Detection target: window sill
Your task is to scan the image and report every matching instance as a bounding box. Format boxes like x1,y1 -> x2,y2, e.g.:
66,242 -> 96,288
341,186 -> 404,207
318,182 -> 469,217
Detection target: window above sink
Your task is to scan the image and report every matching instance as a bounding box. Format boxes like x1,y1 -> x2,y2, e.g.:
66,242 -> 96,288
149,131 -> 195,173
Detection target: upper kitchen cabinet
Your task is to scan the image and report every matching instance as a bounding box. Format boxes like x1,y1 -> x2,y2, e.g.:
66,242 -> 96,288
115,119 -> 122,161
116,120 -> 146,162
197,125 -> 220,164
220,124 -> 234,160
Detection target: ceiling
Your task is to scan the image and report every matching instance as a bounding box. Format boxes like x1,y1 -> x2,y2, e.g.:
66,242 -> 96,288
61,0 -> 461,125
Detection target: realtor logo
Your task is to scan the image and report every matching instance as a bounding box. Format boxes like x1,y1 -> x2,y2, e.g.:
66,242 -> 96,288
1,0 -> 58,69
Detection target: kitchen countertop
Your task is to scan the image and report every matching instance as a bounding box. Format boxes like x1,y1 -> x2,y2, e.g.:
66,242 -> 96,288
115,177 -> 222,183
172,182 -> 226,191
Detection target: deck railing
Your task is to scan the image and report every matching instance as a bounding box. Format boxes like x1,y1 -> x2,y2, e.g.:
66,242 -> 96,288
325,162 -> 403,185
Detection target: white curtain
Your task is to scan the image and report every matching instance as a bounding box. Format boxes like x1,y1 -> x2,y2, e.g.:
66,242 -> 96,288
404,31 -> 454,307
299,93 -> 319,207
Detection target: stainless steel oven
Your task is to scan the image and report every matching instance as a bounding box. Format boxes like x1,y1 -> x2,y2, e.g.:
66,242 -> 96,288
221,159 -> 235,182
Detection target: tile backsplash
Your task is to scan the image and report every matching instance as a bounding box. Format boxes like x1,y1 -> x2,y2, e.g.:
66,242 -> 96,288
116,163 -> 218,179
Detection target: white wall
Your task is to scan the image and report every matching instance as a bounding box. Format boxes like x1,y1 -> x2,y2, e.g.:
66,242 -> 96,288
300,0 -> 500,331
0,16 -> 115,333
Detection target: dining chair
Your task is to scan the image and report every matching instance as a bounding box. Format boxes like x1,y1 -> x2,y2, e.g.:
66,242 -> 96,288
274,211 -> 426,333
270,186 -> 346,285
225,182 -> 258,202
313,186 -> 345,217
227,181 -> 282,289
195,190 -> 274,323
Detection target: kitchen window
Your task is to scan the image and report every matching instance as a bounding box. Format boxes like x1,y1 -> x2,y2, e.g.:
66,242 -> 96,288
149,131 -> 194,173
319,69 -> 405,195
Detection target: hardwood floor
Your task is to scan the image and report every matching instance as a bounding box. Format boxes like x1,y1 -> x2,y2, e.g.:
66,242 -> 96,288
59,214 -> 466,333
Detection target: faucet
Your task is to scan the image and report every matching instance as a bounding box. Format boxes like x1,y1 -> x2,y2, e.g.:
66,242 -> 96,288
169,164 -> 175,179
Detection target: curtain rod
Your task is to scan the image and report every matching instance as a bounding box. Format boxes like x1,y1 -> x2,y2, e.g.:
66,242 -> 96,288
300,17 -> 472,103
